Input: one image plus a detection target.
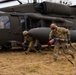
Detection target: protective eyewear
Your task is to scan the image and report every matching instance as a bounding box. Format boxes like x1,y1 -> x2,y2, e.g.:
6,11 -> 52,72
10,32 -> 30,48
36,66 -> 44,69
51,28 -> 55,30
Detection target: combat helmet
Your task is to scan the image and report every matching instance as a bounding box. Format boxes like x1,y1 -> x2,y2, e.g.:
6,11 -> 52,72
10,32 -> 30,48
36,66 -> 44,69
23,30 -> 28,36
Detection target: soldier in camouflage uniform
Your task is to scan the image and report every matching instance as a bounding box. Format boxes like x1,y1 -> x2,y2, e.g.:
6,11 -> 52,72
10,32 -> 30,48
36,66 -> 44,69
49,23 -> 75,61
22,30 -> 42,54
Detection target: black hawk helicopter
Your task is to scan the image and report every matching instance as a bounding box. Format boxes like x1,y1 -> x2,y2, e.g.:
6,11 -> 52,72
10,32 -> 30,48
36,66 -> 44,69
0,0 -> 76,49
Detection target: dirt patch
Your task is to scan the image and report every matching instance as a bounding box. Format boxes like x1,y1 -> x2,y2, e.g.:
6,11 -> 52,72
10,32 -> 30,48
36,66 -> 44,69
0,47 -> 76,75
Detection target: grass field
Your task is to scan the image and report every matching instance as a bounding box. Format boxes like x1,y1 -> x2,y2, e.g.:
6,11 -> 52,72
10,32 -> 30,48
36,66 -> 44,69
0,43 -> 76,75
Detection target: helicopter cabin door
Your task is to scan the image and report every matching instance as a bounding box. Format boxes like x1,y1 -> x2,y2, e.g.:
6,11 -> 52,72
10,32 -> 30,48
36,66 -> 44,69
9,15 -> 26,42
0,15 -> 11,46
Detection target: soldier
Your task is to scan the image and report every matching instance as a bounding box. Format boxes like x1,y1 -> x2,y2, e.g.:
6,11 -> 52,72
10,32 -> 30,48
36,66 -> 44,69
49,23 -> 75,61
22,30 -> 42,54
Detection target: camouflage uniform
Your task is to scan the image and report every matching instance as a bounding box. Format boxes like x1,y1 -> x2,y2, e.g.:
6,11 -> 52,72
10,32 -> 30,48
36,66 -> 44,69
49,26 -> 74,61
23,34 -> 39,54
23,30 -> 42,54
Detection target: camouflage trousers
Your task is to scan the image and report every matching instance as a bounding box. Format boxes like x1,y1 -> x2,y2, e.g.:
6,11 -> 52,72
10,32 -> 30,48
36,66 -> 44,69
25,41 -> 38,54
53,41 -> 74,61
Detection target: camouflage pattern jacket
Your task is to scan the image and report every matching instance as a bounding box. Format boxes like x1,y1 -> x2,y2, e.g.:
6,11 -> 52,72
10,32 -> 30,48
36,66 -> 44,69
49,27 -> 70,40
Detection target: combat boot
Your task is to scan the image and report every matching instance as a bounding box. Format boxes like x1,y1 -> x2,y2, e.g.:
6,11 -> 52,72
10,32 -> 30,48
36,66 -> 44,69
71,54 -> 75,59
53,54 -> 58,61
25,51 -> 28,54
38,50 -> 42,53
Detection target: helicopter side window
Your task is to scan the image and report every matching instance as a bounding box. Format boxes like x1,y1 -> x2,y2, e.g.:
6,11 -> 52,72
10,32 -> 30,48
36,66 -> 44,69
0,16 -> 10,29
19,16 -> 25,31
26,18 -> 32,30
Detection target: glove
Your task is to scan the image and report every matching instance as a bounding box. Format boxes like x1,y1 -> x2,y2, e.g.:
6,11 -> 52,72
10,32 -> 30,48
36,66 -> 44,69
22,43 -> 24,46
49,39 -> 55,45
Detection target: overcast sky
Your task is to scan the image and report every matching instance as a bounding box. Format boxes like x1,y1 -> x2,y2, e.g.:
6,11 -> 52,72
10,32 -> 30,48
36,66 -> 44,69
72,0 -> 76,5
0,0 -> 76,8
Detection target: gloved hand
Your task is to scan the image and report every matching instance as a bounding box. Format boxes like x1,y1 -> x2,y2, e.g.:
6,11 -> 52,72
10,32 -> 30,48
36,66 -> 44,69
49,39 -> 55,45
22,43 -> 24,46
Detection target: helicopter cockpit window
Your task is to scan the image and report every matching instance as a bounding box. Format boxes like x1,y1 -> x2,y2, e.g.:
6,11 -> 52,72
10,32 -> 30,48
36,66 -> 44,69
0,16 -> 10,29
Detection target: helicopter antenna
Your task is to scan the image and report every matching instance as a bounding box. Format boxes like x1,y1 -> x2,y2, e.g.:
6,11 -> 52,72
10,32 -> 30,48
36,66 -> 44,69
16,0 -> 22,4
